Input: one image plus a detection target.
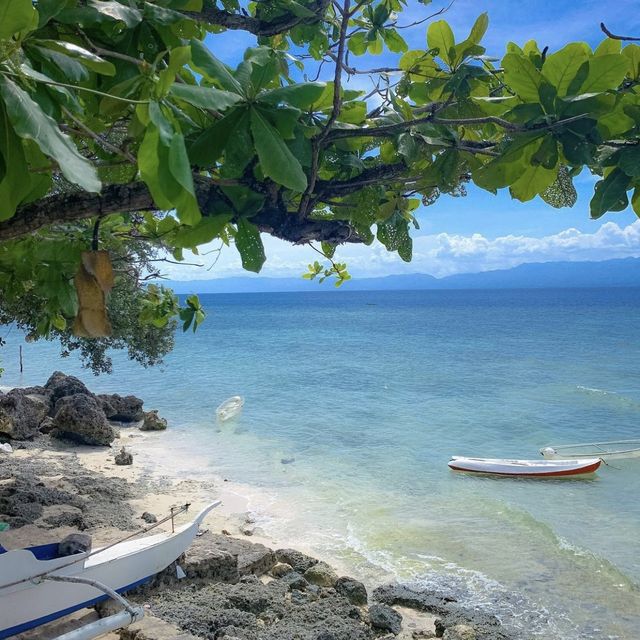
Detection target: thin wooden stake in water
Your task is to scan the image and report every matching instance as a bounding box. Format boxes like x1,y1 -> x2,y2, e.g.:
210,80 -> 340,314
19,346 -> 23,373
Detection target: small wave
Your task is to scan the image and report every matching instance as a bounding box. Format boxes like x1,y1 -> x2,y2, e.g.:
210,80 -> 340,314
576,385 -> 615,396
575,385 -> 640,410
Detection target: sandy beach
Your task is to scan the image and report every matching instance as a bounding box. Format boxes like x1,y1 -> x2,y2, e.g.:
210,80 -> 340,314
1,428 -> 448,640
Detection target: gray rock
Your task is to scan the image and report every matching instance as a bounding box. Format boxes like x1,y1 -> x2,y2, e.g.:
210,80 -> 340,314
369,604 -> 402,635
39,415 -> 55,434
208,534 -> 276,576
58,533 -> 92,556
373,584 -> 456,617
335,576 -> 368,605
375,584 -> 514,640
140,409 -> 168,431
280,571 -> 309,591
270,562 -> 294,578
141,511 -> 158,523
97,393 -> 144,422
115,447 -> 133,465
52,393 -> 115,446
304,561 -> 338,587
275,548 -> 319,573
45,371 -> 92,407
120,615 -> 202,640
443,625 -> 477,640
0,389 -> 49,439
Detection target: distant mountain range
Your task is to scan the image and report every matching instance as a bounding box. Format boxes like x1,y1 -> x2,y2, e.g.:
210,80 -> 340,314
160,257 -> 640,294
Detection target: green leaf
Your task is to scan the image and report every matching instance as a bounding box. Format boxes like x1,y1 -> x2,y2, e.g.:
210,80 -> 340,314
623,44 -> 640,79
468,13 -> 489,44
510,164 -> 557,201
632,187 -> 640,217
189,107 -> 247,167
170,84 -> 242,111
190,39 -> 243,94
618,147 -> 640,177
235,218 -> 266,273
34,40 -> 116,76
590,168 -> 631,218
0,0 -> 38,39
168,134 -> 195,196
86,0 -> 141,27
258,82 -> 326,109
427,20 -> 455,65
502,53 -> 544,102
0,77 -> 100,193
174,214 -> 233,248
249,108 -> 307,192
594,38 -> 621,56
541,43 -> 590,97
347,32 -> 368,56
0,109 -> 32,220
579,55 -> 631,93
383,29 -> 408,53
37,0 -> 68,27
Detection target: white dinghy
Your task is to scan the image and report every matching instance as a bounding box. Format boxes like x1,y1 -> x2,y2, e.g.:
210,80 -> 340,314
216,395 -> 244,422
540,439 -> 640,461
449,456 -> 601,477
0,501 -> 220,639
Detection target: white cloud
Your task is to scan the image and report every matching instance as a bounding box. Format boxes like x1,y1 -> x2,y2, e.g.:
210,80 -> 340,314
162,221 -> 640,281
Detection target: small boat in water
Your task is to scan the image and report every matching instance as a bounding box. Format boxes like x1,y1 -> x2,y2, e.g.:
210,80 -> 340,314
216,395 -> 244,422
540,439 -> 640,461
448,456 -> 601,477
0,501 -> 220,639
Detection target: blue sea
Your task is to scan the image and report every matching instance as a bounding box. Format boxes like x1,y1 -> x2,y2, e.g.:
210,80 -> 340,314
2,288 -> 640,639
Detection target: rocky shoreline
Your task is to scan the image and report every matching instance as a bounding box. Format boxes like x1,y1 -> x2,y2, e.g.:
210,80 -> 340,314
0,374 -> 521,640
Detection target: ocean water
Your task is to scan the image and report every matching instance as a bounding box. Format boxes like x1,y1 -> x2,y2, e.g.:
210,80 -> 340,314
2,288 -> 640,639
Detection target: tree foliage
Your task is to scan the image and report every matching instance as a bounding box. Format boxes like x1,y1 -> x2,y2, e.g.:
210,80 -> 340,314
0,0 -> 638,366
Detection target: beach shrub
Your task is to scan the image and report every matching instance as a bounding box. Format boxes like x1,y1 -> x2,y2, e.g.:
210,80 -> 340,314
0,1 -> 637,365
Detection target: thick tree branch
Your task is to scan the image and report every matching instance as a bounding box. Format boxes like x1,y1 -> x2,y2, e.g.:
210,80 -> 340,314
0,180 -> 361,246
186,0 -> 331,36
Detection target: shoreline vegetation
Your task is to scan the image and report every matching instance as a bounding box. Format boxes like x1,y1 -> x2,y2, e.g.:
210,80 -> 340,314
0,373 -> 520,640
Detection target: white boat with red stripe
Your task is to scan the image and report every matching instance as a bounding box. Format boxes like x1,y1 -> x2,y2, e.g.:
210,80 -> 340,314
448,456 -> 601,477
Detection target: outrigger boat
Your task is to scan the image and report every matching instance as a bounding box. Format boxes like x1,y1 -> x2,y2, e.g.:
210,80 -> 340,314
540,439 -> 640,461
0,501 -> 220,639
449,456 -> 601,477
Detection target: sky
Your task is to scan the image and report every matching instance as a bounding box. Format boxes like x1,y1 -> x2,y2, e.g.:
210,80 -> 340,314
169,0 -> 640,281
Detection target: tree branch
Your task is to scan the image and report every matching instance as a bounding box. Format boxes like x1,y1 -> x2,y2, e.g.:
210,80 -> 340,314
186,0 -> 331,36
600,22 -> 640,42
0,180 -> 362,246
327,113 -> 588,140
299,0 -> 351,217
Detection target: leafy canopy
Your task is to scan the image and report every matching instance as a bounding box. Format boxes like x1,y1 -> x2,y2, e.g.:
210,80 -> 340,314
0,0 -> 638,367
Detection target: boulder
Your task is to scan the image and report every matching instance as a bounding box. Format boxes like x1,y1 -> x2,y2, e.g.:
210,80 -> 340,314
0,389 -> 49,439
369,604 -> 403,635
97,393 -> 144,422
303,561 -> 338,587
45,372 -> 92,406
275,548 -> 318,573
270,562 -> 294,578
141,511 -> 157,524
52,394 -> 115,446
39,416 -> 55,434
335,576 -> 368,605
115,447 -> 133,465
443,625 -> 476,640
140,410 -> 167,431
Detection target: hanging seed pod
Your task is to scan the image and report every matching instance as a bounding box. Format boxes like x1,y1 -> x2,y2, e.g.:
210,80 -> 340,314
73,251 -> 114,338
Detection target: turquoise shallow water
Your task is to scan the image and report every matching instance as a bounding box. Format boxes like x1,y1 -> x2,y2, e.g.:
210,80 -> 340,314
2,288 -> 640,638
